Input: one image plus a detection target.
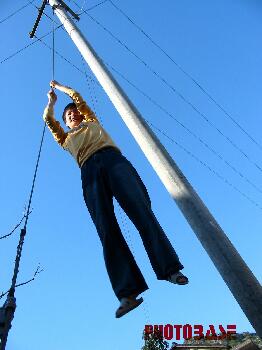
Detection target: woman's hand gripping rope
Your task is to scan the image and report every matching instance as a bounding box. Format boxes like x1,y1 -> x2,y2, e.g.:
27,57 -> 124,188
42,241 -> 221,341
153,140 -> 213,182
47,89 -> 57,107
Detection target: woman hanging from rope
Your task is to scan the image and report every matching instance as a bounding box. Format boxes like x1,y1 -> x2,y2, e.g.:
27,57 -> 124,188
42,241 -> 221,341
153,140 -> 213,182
43,80 -> 188,318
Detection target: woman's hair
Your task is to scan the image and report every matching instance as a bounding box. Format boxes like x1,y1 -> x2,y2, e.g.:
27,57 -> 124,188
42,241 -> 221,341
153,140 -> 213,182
62,102 -> 77,124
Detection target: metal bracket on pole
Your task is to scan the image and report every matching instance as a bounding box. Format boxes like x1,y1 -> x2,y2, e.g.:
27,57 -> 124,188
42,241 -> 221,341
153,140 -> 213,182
50,0 -> 80,21
29,0 -> 79,39
29,0 -> 48,38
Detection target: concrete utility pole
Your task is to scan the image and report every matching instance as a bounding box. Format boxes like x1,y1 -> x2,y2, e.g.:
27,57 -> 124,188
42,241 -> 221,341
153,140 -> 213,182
49,0 -> 262,335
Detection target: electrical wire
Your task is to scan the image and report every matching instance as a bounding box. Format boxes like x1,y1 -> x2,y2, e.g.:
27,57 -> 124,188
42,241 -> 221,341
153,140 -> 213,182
146,119 -> 262,211
105,63 -> 262,196
80,54 -> 98,117
3,1 -> 257,210
31,8 -> 257,191
0,25 -> 63,65
35,35 -> 87,75
0,0 -> 36,25
77,8 -> 262,175
0,0 -> 97,66
32,36 -> 262,207
75,0 -> 108,14
36,28 -> 262,197
0,0 -> 106,65
109,0 -> 262,153
3,0 -> 259,209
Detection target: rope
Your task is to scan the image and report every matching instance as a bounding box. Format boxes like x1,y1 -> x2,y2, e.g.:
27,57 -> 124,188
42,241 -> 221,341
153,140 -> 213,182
52,9 -> 55,81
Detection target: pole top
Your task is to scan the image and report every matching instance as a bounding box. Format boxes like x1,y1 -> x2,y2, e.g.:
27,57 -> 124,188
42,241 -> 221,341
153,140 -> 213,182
49,0 -> 80,20
29,0 -> 79,39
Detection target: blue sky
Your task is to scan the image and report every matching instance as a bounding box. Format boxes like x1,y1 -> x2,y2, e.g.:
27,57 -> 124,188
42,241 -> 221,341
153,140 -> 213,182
0,0 -> 261,349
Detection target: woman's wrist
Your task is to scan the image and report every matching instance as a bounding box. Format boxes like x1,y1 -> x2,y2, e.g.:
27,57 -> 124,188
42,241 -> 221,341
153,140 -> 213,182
47,101 -> 55,108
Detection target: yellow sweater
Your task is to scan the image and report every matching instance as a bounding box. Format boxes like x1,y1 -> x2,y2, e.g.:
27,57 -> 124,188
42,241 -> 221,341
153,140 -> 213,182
43,87 -> 121,167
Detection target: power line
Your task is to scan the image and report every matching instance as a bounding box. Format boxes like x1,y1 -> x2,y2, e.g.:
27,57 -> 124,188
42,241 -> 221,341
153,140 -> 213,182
0,25 -> 63,65
146,120 -> 262,211
4,3 -> 258,209
79,0 -> 108,13
109,0 -> 262,153
67,0 -> 108,14
33,35 -> 262,203
105,63 -> 262,200
0,0 -> 106,65
3,1 -> 259,209
79,0 -> 87,12
36,35 -> 87,75
80,55 -> 99,118
78,9 -> 262,175
0,0 -> 36,25
41,1 -> 262,196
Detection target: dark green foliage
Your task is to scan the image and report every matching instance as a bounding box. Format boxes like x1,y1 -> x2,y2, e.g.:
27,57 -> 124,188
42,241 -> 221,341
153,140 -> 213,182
142,329 -> 169,350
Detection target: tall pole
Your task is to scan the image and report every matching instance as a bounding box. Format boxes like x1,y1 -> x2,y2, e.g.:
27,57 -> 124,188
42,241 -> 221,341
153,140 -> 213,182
49,0 -> 262,335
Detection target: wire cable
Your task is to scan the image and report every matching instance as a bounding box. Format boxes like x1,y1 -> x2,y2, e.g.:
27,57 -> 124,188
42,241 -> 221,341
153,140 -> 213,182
36,35 -> 87,75
15,12 -> 260,211
33,36 -> 262,205
109,0 -> 262,153
0,0 -> 36,25
79,0 -> 87,12
45,29 -> 262,196
146,119 -> 262,211
0,25 -> 62,65
80,54 -> 98,117
105,63 -> 262,195
3,0 -> 259,210
78,9 -> 262,175
77,0 -> 108,14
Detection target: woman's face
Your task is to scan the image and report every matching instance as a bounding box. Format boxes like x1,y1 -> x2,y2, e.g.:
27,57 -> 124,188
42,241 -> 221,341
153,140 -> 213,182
65,107 -> 84,129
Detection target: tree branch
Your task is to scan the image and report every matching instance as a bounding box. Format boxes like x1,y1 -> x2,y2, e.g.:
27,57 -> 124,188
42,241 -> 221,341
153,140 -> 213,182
0,264 -> 43,299
0,210 -> 33,240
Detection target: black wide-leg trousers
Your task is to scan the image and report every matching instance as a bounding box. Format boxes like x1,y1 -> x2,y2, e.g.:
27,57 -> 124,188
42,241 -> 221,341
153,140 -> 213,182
81,146 -> 184,300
